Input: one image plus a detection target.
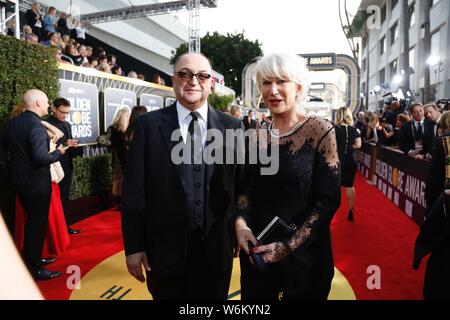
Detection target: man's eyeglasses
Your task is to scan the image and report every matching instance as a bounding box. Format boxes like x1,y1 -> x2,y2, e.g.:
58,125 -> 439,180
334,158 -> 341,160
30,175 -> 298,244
175,71 -> 211,82
55,108 -> 70,115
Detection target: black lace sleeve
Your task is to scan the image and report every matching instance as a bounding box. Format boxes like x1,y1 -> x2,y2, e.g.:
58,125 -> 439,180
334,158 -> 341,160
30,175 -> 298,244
286,121 -> 341,252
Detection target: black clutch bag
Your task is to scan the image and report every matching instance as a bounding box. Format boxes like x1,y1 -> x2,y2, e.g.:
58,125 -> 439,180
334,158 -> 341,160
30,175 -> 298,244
256,216 -> 297,245
248,216 -> 297,271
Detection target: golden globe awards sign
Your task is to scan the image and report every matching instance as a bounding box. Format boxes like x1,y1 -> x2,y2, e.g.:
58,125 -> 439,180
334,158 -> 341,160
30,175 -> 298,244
299,53 -> 337,71
104,88 -> 137,131
59,80 -> 100,145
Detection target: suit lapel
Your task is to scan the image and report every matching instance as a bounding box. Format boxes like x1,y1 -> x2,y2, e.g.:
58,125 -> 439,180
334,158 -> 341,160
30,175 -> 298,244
159,104 -> 188,195
206,106 -> 225,185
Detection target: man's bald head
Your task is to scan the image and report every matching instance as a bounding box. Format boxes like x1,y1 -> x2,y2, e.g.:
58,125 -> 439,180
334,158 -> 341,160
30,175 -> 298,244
23,89 -> 49,117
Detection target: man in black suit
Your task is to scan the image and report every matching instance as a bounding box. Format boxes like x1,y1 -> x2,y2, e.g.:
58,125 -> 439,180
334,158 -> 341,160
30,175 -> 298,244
399,103 -> 434,158
5,89 -> 68,280
122,53 -> 244,299
242,110 -> 257,130
423,103 -> 441,158
47,98 -> 81,234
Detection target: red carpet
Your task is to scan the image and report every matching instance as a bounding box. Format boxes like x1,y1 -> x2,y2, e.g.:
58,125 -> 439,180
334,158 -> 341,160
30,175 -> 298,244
37,172 -> 427,300
332,173 -> 426,300
37,210 -> 124,300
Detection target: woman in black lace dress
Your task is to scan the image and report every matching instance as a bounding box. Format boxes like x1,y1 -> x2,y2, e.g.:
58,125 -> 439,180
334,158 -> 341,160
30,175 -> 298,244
335,107 -> 361,221
235,53 -> 341,300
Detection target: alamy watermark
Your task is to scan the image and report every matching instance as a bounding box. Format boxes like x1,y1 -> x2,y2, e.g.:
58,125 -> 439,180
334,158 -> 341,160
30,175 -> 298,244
367,265 -> 381,290
366,5 -> 382,31
170,128 -> 280,176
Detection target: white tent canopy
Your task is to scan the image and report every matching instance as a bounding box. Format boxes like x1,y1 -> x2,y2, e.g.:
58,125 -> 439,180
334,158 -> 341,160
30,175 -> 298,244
37,0 -> 190,75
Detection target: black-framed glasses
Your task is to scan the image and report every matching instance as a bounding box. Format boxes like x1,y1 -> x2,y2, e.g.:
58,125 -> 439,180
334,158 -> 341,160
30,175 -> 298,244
175,71 -> 211,82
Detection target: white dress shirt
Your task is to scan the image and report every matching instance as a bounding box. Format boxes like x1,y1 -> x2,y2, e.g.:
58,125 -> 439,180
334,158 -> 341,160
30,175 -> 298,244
176,101 -> 208,148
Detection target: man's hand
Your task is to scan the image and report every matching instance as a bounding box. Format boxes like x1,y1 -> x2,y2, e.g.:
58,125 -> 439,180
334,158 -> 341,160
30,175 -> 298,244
126,252 -> 151,283
65,139 -> 80,148
57,145 -> 69,155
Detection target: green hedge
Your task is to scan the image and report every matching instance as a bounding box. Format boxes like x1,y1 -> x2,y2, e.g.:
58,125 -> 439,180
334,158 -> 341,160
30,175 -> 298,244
208,93 -> 235,112
70,154 -> 112,200
0,35 -> 59,128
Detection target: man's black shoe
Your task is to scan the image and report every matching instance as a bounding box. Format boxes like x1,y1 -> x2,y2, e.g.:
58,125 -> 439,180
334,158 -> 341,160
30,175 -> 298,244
33,268 -> 62,281
40,257 -> 56,266
68,228 -> 81,235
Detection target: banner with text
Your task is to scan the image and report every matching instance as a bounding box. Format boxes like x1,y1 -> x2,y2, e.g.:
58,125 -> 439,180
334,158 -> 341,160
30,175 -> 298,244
59,80 -> 100,145
104,88 -> 137,131
374,146 -> 430,224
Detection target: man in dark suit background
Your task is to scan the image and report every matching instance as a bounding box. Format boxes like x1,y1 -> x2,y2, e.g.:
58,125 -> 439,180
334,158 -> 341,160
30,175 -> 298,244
47,98 -> 81,234
242,110 -> 257,131
122,53 -> 244,299
399,103 -> 434,158
5,89 -> 68,280
423,103 -> 441,158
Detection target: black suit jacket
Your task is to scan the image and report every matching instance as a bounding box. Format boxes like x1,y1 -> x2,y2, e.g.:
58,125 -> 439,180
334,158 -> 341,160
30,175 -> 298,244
423,120 -> 438,157
5,111 -> 62,196
242,116 -> 257,131
122,104 -> 244,277
398,119 -> 434,155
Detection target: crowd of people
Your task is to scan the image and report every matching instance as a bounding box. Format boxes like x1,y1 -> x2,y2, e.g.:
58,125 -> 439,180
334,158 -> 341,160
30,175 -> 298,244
3,2 -> 166,84
355,98 -> 450,161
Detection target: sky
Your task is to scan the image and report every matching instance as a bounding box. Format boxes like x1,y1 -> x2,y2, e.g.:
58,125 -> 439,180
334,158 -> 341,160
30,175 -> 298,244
176,0 -> 362,56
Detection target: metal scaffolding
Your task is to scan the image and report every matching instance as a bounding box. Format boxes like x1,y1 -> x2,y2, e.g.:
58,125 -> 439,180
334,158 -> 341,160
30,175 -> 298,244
14,0 -> 218,53
0,0 -> 20,38
188,0 -> 201,53
73,0 -> 216,26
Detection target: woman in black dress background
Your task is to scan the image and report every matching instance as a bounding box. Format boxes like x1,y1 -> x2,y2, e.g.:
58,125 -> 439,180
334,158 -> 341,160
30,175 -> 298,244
235,53 -> 341,300
335,107 -> 361,221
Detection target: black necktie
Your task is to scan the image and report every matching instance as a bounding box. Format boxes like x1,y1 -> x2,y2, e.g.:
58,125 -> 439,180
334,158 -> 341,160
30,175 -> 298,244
188,111 -> 201,163
417,122 -> 422,137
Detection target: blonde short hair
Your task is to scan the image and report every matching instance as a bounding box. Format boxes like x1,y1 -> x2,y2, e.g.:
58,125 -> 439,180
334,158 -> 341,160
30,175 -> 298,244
255,53 -> 311,104
336,107 -> 354,126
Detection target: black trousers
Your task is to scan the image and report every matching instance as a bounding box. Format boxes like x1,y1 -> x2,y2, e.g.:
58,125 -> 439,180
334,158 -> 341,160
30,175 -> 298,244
146,230 -> 232,300
18,193 -> 51,272
58,168 -> 72,226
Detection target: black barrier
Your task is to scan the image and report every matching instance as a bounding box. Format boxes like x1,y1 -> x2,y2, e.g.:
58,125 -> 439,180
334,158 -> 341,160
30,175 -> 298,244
355,142 -> 376,182
103,88 -> 137,131
59,80 -> 100,145
140,93 -> 163,112
375,146 -> 429,225
356,142 -> 430,225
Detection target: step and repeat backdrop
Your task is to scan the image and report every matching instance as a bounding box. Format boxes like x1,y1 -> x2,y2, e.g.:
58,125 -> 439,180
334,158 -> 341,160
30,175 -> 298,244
57,63 -> 175,149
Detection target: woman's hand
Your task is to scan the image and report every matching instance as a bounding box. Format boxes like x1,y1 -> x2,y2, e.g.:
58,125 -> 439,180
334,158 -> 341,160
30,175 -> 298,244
235,217 -> 257,256
252,241 -> 290,264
